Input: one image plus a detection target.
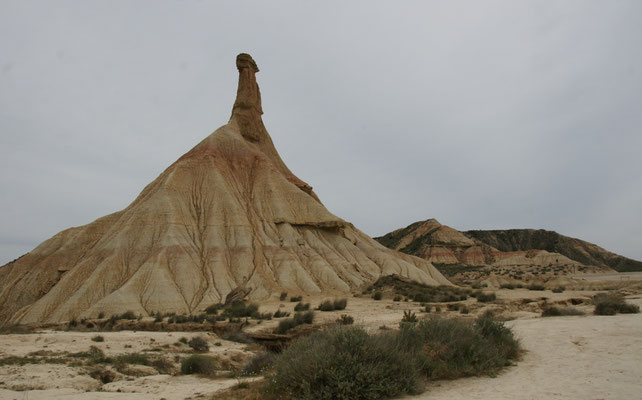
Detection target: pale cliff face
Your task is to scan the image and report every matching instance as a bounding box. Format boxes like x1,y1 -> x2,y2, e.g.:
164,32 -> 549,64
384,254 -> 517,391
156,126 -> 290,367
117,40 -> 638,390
0,54 -> 449,325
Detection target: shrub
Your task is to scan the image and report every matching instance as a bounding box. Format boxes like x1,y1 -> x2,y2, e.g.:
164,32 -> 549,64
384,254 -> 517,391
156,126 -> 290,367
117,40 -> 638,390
593,293 -> 640,315
401,310 -> 418,323
205,303 -> 224,315
293,310 -> 315,325
221,331 -> 253,344
499,283 -> 515,290
460,306 -> 469,314
91,335 -> 104,343
527,284 -> 545,291
472,291 -> 496,302
273,310 -> 290,318
333,298 -> 348,310
223,300 -> 259,318
89,368 -> 115,384
280,292 -> 288,301
181,355 -> 218,376
290,296 -> 303,302
541,306 -> 584,317
242,351 -> 276,376
188,336 -> 209,352
274,311 -> 315,334
97,312 -> 105,319
318,298 -> 348,312
393,295 -> 402,302
268,327 -> 419,399
411,312 -> 520,379
337,314 -> 354,325
551,286 -> 565,293
373,291 -> 383,300
294,302 -> 310,312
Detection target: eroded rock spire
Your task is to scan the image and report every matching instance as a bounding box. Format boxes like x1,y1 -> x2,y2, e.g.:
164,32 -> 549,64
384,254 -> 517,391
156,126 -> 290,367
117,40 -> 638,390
231,53 -> 266,142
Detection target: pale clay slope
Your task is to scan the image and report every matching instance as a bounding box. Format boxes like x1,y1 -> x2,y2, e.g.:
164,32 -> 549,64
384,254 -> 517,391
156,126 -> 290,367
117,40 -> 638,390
0,54 -> 449,325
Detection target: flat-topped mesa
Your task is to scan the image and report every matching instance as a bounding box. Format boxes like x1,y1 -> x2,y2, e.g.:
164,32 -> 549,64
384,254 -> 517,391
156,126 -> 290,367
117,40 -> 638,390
230,53 -> 267,142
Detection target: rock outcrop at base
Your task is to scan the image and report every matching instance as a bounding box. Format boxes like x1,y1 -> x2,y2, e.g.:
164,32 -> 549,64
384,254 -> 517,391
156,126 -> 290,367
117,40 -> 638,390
0,54 -> 449,325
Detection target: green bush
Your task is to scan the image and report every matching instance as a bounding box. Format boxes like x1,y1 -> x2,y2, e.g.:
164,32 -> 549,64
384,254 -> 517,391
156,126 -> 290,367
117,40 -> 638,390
401,310 -> 418,323
181,355 -> 218,376
268,327 -> 419,400
541,306 -> 584,317
204,303 -> 224,315
318,298 -> 348,312
267,313 -> 520,399
242,351 -> 276,376
593,293 -> 640,315
221,331 -> 253,344
412,312 -> 519,379
188,336 -> 209,352
274,311 -> 315,334
471,291 -> 496,302
222,300 -> 259,318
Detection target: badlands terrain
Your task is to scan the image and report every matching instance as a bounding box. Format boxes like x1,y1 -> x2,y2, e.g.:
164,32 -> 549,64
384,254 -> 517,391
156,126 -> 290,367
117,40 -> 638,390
1,273 -> 641,400
1,54 -> 641,399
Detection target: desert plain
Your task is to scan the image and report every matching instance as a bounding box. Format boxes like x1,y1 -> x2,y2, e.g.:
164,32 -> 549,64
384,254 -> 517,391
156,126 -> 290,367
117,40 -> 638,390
1,273 -> 640,400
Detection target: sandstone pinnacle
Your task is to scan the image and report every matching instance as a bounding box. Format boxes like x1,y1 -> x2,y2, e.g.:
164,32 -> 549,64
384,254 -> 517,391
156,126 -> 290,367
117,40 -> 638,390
0,55 -> 450,325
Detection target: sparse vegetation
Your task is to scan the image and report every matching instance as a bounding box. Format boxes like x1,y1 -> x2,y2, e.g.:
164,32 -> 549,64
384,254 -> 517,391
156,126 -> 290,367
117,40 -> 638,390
527,284 -> 545,291
294,302 -> 310,312
273,310 -> 290,318
401,310 -> 418,323
290,295 -> 303,302
91,335 -> 104,342
471,291 -> 496,302
274,311 -> 315,334
242,352 -> 276,376
551,286 -> 566,293
267,312 -> 519,399
318,298 -> 348,311
370,275 -> 471,303
188,336 -> 209,352
541,306 -> 584,317
221,331 -> 253,344
372,291 -> 383,300
279,292 -> 288,301
337,314 -> 354,325
181,354 -> 218,376
593,293 -> 640,315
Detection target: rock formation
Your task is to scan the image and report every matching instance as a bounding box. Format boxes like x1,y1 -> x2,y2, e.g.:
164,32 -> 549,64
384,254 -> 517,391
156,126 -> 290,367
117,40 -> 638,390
375,219 -> 623,280
0,54 -> 449,325
464,229 -> 642,273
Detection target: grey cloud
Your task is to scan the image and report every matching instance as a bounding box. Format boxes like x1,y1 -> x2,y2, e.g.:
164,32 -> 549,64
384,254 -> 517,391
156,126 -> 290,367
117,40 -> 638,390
1,0 -> 641,264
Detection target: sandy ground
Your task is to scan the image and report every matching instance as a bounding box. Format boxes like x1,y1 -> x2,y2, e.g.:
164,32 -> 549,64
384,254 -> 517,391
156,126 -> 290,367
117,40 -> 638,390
407,302 -> 642,400
1,288 -> 641,400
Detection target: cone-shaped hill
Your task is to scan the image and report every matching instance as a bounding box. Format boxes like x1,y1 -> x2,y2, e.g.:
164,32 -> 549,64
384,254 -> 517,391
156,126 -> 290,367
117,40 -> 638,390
0,54 -> 449,325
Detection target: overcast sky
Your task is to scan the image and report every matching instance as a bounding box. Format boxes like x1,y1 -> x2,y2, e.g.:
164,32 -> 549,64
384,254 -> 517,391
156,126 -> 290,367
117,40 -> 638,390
1,1 -> 641,265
